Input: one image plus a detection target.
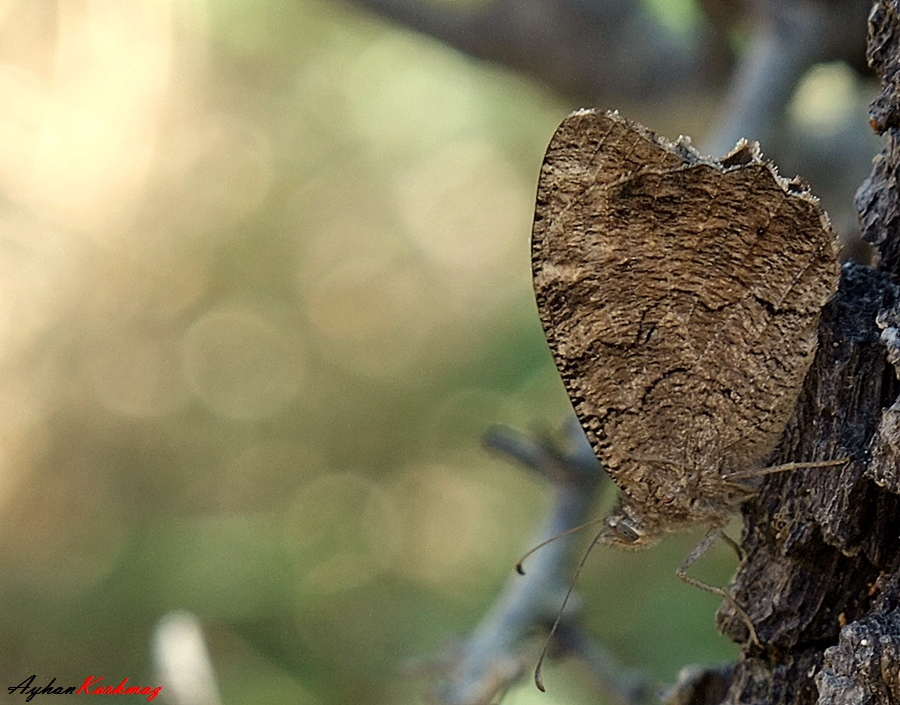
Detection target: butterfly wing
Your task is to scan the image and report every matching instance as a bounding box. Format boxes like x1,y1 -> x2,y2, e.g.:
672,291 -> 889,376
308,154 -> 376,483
532,110 -> 840,516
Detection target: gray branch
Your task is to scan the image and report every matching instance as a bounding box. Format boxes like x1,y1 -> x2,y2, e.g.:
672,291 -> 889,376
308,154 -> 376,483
426,419 -> 654,705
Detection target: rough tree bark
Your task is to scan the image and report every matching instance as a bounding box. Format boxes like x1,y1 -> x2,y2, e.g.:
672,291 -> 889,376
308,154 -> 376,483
670,2 -> 900,703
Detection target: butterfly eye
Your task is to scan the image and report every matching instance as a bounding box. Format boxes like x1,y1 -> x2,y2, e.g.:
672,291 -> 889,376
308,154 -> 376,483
611,518 -> 642,544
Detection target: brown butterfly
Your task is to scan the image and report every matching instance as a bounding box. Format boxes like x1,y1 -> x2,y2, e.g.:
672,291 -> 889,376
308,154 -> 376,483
528,110 -> 841,686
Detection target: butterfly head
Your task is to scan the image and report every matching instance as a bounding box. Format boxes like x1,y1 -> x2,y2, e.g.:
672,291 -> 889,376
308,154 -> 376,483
599,500 -> 660,549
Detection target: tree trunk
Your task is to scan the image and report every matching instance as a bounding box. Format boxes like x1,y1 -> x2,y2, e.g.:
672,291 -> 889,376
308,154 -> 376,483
671,3 -> 900,704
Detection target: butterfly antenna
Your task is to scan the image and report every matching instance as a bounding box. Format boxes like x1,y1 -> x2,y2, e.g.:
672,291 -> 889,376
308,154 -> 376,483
534,527 -> 605,691
515,519 -> 601,575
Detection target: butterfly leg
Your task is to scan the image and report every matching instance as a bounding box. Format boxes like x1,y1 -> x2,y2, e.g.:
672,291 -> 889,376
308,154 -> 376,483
718,529 -> 746,562
724,457 -> 848,481
676,527 -> 760,648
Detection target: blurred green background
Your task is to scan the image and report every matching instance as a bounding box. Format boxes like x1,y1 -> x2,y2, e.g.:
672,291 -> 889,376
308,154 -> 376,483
0,1 -> 875,704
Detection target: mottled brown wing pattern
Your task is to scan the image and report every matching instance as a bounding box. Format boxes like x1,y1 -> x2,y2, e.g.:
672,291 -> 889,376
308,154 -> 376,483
532,110 -> 840,535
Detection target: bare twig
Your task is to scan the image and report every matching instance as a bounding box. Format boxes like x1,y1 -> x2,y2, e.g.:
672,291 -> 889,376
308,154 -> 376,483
426,418 -> 653,705
706,0 -> 825,154
340,0 -> 713,104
